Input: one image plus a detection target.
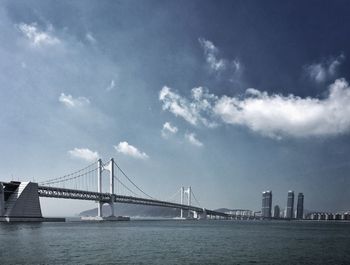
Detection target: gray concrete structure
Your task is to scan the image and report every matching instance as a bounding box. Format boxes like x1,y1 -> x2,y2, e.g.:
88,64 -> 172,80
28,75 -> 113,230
2,182 -> 42,218
0,182 -> 63,222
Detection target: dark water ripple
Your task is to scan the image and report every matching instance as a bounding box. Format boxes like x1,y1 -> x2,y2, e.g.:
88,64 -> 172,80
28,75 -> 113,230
0,220 -> 350,264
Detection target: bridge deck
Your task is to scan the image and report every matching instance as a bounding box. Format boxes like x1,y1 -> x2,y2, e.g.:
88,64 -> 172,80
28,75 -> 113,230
38,186 -> 229,217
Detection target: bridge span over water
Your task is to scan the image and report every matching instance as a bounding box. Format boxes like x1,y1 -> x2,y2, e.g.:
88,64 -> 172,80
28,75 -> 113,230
0,158 -> 230,222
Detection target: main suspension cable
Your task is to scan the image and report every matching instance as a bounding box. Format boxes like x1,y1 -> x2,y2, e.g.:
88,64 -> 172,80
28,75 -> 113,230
39,161 -> 98,185
113,161 -> 155,199
191,189 -> 202,208
113,175 -> 139,197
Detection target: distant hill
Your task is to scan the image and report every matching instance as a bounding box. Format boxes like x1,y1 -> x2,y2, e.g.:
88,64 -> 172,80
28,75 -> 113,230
214,208 -> 232,213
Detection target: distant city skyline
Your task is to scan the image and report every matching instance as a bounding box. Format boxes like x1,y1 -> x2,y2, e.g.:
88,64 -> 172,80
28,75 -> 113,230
1,0 -> 350,216
261,190 -> 304,219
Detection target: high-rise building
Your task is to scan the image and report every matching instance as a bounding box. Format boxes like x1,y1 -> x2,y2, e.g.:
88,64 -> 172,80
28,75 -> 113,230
262,191 -> 272,218
273,205 -> 280,218
296,193 -> 304,219
286,191 -> 295,219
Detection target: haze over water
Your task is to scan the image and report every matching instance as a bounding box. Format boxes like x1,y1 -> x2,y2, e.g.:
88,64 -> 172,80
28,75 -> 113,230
1,220 -> 349,264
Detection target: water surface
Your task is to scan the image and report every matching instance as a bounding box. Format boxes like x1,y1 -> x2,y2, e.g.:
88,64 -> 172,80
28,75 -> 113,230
0,220 -> 349,264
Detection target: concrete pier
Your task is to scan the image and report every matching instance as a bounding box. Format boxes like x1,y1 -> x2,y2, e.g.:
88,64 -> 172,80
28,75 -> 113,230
0,181 -> 65,222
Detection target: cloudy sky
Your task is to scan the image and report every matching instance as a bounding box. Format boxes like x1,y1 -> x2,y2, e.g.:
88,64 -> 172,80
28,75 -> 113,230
1,0 -> 350,216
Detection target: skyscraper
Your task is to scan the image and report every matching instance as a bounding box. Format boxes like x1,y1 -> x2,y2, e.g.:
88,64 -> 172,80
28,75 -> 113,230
286,191 -> 295,219
273,205 -> 280,218
296,193 -> 304,219
262,191 -> 272,218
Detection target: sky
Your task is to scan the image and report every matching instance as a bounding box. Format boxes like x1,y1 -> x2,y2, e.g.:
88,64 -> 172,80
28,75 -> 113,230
1,0 -> 350,216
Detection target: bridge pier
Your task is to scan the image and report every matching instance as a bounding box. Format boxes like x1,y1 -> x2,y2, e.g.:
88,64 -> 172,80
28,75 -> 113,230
110,195 -> 116,217
98,201 -> 103,217
0,181 -> 64,222
203,209 -> 207,219
195,210 -> 207,220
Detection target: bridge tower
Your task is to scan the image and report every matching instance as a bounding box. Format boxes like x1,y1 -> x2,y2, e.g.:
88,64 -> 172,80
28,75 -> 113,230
179,186 -> 197,219
186,186 -> 192,206
97,159 -> 103,217
180,186 -> 192,218
180,186 -> 184,218
96,158 -> 117,218
185,186 -> 192,218
109,158 -> 115,217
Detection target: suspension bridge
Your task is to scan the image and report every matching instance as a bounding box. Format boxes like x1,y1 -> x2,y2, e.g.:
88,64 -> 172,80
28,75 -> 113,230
0,158 -> 231,222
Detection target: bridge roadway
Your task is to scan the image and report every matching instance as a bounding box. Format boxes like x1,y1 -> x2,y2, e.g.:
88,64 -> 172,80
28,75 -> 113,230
38,185 -> 229,218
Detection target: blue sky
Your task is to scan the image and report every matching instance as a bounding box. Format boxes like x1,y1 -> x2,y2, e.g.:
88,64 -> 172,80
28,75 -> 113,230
1,0 -> 350,216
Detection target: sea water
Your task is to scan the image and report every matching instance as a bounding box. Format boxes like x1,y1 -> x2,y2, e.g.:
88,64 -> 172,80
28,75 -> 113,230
0,220 -> 349,264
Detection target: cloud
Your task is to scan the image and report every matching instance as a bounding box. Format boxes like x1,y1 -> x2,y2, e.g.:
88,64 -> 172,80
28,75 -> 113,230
199,38 -> 226,72
160,78 -> 350,138
161,122 -> 178,138
214,78 -> 350,138
198,38 -> 241,77
68,148 -> 99,162
114,141 -> 149,159
106,79 -> 116,91
159,86 -> 217,127
185,132 -> 203,147
86,32 -> 96,44
305,54 -> 345,83
59,93 -> 90,108
17,23 -> 60,46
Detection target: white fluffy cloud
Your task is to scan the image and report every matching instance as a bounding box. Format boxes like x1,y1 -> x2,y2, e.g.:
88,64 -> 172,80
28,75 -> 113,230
161,122 -> 178,138
185,132 -> 203,147
68,148 -> 99,162
114,141 -> 149,159
199,38 -> 226,71
159,86 -> 217,127
160,78 -> 350,138
214,78 -> 350,138
198,38 -> 241,76
305,54 -> 345,83
17,23 -> 60,46
59,93 -> 90,108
